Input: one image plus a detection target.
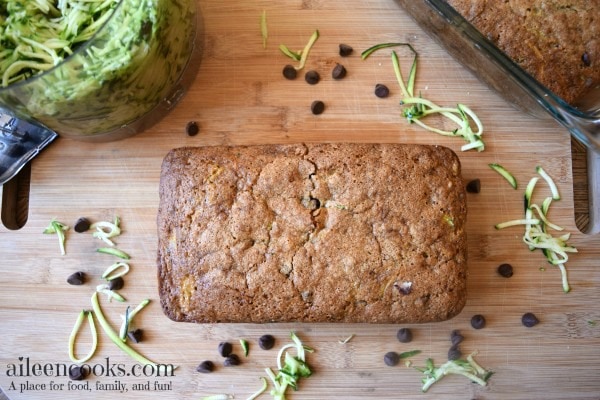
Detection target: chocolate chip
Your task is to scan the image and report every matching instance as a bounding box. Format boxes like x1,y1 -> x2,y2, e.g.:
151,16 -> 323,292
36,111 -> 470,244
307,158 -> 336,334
224,354 -> 240,366
185,121 -> 200,136
582,52 -> 591,67
218,342 -> 233,357
305,70 -> 320,85
374,83 -> 389,98
450,330 -> 464,346
311,100 -> 325,115
196,360 -> 215,373
127,329 -> 143,343
67,271 -> 86,286
283,64 -> 297,80
108,276 -> 124,291
471,314 -> 486,329
396,327 -> 413,343
384,351 -> 400,366
447,346 -> 462,361
258,334 -> 275,350
466,178 -> 481,194
497,263 -> 514,278
73,217 -> 91,233
332,63 -> 347,79
522,312 -> 539,327
394,281 -> 412,295
339,44 -> 353,57
69,366 -> 88,381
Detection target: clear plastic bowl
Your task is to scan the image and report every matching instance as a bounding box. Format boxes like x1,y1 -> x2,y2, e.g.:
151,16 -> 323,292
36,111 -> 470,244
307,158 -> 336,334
0,0 -> 199,141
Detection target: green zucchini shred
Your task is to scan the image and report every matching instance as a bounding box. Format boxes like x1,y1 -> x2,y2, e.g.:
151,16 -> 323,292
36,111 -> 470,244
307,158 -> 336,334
366,46 -> 485,151
260,10 -> 268,49
416,351 -> 492,392
43,219 -> 70,255
489,163 -> 517,189
265,331 -> 314,399
494,168 -> 577,292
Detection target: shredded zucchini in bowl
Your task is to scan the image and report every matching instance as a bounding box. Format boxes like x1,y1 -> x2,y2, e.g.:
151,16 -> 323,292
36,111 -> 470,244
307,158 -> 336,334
0,0 -> 197,137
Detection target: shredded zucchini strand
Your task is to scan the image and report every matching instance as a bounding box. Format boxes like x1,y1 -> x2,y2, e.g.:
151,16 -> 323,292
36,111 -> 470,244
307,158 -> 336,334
388,49 -> 484,151
0,0 -> 121,85
68,310 -> 98,363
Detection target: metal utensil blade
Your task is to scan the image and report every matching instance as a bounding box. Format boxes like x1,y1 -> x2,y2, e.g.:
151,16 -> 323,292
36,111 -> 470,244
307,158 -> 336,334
0,111 -> 57,186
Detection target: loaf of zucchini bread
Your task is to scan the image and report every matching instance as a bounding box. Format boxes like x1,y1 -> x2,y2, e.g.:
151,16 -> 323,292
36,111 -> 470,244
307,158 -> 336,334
446,0 -> 599,105
157,143 -> 467,323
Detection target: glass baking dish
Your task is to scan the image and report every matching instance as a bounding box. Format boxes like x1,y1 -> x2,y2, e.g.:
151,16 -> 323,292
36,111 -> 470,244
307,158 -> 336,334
395,0 -> 600,234
394,0 -> 600,151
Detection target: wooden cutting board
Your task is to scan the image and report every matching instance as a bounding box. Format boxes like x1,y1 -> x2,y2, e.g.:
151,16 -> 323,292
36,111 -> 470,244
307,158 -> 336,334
1,1 -> 600,399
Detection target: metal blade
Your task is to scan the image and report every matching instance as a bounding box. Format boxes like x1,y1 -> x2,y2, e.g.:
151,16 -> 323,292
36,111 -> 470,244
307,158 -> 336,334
0,111 -> 57,186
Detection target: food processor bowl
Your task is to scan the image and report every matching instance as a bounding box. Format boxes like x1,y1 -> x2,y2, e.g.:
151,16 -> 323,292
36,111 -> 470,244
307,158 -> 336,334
0,0 -> 201,185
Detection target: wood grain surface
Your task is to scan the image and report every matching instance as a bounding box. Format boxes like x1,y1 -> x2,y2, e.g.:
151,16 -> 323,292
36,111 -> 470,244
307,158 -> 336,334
1,1 -> 600,399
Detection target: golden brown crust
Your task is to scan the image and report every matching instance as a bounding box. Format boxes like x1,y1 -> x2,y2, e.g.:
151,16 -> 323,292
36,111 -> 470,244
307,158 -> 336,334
157,143 -> 467,323
446,0 -> 600,105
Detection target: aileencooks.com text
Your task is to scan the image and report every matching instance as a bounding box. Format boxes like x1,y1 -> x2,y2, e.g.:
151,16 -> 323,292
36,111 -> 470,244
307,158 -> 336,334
5,356 -> 175,378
